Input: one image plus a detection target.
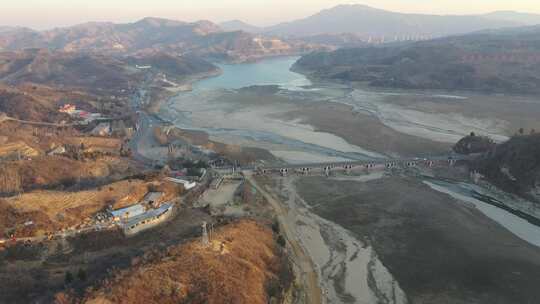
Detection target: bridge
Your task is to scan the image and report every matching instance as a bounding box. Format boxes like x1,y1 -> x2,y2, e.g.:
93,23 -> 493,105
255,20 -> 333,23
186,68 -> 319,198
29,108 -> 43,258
249,155 -> 465,176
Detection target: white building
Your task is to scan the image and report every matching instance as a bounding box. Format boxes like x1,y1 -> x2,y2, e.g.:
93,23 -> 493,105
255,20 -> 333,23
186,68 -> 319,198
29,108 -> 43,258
110,204 -> 146,222
165,177 -> 197,190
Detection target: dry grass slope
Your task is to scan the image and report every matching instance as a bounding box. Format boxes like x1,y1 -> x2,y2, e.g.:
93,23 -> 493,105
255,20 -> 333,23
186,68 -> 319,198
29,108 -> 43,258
78,220 -> 288,304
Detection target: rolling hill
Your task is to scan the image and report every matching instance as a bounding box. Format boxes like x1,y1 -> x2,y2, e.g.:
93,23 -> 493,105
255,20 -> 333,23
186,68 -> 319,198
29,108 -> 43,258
0,49 -> 141,93
294,26 -> 540,94
0,18 -> 319,62
0,48 -> 220,95
483,11 -> 540,26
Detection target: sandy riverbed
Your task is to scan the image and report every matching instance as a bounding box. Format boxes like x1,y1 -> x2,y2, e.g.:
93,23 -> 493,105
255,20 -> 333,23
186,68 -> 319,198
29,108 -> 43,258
261,175 -> 407,304
295,175 -> 540,304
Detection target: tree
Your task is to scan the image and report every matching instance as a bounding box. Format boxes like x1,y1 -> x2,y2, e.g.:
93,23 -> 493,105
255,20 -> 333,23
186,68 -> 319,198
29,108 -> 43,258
64,271 -> 74,285
519,128 -> 525,135
77,268 -> 87,281
531,129 -> 536,135
276,235 -> 286,247
186,167 -> 200,177
271,220 -> 280,234
470,131 -> 476,137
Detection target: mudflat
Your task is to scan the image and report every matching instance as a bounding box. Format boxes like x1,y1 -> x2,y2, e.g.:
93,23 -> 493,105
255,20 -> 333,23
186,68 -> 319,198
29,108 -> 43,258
295,176 -> 540,304
281,101 -> 451,157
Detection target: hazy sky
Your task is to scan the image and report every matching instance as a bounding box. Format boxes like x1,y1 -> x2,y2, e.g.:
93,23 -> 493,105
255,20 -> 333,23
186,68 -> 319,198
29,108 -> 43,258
3,0 -> 540,29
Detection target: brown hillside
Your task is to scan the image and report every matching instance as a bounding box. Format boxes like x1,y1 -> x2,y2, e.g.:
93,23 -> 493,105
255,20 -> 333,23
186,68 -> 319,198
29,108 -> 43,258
0,49 -> 140,94
0,83 -> 96,122
77,220 -> 290,304
0,179 -> 147,238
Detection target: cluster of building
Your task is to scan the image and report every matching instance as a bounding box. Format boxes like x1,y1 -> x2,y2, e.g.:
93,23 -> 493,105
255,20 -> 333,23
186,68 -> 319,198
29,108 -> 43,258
58,104 -> 106,124
108,192 -> 174,235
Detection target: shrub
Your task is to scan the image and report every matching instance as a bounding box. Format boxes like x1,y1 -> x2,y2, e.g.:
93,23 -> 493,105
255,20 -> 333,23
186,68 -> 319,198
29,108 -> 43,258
64,271 -> 74,285
276,235 -> 286,247
77,268 -> 87,281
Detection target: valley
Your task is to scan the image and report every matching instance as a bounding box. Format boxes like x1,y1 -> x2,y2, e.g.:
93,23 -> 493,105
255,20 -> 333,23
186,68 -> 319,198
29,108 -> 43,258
2,3 -> 540,304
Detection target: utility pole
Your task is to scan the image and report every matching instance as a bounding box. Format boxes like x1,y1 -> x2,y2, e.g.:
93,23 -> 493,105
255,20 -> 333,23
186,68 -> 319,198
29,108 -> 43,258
201,221 -> 209,247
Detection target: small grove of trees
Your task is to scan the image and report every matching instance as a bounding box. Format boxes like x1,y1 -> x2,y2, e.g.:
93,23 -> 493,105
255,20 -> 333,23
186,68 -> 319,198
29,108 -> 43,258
77,268 -> 87,281
64,271 -> 74,285
453,132 -> 495,155
166,158 -> 209,171
64,268 -> 87,285
514,128 -> 537,137
276,235 -> 286,247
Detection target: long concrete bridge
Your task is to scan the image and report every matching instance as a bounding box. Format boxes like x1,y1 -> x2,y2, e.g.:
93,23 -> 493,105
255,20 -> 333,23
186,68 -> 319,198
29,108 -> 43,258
244,155 -> 466,176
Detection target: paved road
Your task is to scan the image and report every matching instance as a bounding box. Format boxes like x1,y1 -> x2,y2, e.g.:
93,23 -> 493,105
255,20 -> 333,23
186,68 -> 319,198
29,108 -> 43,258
129,112 -> 163,166
127,81 -> 169,167
0,116 -> 75,127
244,171 -> 323,304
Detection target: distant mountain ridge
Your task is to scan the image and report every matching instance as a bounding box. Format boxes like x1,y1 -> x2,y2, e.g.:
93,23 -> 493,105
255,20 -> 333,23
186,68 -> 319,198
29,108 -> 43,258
263,4 -> 523,38
1,6 -> 539,56
219,5 -> 540,42
0,17 -> 321,62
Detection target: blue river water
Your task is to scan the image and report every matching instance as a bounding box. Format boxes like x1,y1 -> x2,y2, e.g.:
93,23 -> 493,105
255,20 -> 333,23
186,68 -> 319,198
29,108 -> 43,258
194,56 -> 311,90
162,56 -> 383,163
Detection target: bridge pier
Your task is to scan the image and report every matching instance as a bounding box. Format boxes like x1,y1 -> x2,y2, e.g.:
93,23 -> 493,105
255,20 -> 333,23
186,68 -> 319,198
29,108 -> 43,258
385,162 -> 397,169
343,164 -> 353,174
323,166 -> 331,177
299,167 -> 311,176
405,161 -> 417,167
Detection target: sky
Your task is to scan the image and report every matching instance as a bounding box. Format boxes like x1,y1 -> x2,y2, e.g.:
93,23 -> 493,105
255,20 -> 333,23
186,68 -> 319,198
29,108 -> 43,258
2,0 -> 540,30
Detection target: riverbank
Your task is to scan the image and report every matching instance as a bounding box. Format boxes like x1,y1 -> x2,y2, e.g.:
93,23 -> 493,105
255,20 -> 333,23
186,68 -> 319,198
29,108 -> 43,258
293,62 -> 540,144
147,69 -> 222,114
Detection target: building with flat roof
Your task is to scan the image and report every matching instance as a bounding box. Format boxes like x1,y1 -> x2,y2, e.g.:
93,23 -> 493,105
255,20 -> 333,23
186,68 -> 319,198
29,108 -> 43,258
110,204 -> 146,222
122,203 -> 174,235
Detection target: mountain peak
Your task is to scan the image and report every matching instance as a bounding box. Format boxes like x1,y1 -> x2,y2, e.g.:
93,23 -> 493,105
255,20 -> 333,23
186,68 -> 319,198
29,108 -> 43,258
219,20 -> 261,33
319,4 -> 381,14
134,17 -> 186,27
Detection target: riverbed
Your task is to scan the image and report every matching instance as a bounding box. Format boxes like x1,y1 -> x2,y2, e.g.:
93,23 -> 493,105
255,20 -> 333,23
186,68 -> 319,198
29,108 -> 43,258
161,56 -> 540,163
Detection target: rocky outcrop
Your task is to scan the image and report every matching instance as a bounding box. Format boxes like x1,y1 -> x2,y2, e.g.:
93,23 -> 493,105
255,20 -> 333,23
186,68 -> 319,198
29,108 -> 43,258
474,133 -> 540,202
453,134 -> 495,154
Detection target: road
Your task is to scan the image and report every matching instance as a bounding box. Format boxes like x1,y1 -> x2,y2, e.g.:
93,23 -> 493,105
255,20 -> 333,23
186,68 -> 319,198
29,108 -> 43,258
0,115 -> 76,127
129,111 -> 165,166
127,79 -> 170,167
244,171 -> 323,304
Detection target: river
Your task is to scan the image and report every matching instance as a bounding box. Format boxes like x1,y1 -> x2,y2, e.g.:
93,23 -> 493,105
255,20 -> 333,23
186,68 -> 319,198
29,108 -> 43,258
194,56 -> 311,90
161,56 -> 536,164
161,56 -> 385,163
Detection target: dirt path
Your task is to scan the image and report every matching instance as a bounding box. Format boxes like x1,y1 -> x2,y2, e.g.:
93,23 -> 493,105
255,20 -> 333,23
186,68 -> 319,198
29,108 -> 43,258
244,172 -> 323,304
